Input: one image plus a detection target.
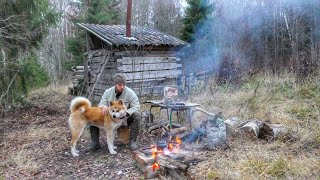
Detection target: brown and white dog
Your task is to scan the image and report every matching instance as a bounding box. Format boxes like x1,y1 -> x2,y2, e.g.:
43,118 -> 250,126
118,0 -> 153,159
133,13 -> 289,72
68,97 -> 127,157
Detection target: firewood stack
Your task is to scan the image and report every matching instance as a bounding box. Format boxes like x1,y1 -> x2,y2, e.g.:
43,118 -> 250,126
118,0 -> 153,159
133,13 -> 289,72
132,146 -> 202,179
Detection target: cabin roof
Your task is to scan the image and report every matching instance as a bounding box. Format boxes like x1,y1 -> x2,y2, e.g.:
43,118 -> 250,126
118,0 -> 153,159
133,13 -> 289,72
77,23 -> 188,47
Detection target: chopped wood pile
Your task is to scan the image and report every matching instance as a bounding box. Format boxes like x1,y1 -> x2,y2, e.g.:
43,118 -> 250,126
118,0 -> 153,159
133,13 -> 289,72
68,66 -> 86,95
133,145 -> 203,179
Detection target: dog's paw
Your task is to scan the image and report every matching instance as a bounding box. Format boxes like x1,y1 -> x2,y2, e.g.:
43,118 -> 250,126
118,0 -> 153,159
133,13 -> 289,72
113,145 -> 117,150
110,150 -> 117,155
71,148 -> 79,157
71,151 -> 79,157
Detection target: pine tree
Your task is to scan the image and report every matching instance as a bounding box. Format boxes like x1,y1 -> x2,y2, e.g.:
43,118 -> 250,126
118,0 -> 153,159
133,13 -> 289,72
0,0 -> 59,110
181,0 -> 213,42
65,0 -> 122,70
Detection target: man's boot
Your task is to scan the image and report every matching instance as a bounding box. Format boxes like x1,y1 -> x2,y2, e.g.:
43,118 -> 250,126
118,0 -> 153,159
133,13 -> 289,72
128,111 -> 141,151
129,139 -> 138,151
89,126 -> 101,151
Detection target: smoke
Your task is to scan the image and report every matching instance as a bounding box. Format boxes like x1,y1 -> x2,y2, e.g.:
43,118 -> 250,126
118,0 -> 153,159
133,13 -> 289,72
179,0 -> 320,75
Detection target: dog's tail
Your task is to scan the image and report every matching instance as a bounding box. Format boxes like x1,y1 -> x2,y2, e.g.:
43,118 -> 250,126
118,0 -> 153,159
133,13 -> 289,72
70,97 -> 91,113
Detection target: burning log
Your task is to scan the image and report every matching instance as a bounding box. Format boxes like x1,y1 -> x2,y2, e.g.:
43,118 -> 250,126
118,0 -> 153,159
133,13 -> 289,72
133,131 -> 204,179
132,150 -> 159,179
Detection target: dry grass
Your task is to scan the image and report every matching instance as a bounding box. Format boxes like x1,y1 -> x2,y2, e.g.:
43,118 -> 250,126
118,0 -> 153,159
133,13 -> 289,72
2,73 -> 319,179
184,73 -> 320,179
29,82 -> 70,97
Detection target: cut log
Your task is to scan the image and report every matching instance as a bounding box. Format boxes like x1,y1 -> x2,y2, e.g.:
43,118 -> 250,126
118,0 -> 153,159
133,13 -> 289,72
167,169 -> 182,180
170,127 -> 188,135
161,127 -> 188,137
117,126 -> 130,144
157,155 -> 188,172
148,121 -> 181,133
239,119 -> 273,139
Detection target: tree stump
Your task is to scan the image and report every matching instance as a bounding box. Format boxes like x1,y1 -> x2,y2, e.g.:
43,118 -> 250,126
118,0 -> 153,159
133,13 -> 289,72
117,126 -> 130,144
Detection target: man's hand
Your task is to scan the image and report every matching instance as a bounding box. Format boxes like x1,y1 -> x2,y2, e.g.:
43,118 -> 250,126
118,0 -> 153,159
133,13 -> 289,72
100,106 -> 109,115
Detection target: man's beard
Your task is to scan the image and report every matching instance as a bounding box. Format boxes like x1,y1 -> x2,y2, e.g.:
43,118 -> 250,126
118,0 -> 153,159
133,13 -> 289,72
115,89 -> 123,98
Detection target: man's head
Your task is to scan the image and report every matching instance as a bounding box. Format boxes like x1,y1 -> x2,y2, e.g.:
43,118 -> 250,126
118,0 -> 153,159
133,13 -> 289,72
114,73 -> 126,93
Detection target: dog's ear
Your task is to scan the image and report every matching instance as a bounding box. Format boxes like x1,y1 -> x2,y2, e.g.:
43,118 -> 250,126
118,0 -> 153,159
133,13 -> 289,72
118,99 -> 123,105
110,101 -> 114,106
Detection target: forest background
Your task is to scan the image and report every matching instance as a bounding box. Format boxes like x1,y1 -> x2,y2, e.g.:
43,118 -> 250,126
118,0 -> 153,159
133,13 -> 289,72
1,0 -> 319,179
1,0 -> 319,111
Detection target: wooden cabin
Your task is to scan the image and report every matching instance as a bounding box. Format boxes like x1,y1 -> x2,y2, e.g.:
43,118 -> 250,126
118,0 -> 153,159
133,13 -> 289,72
77,23 -> 188,103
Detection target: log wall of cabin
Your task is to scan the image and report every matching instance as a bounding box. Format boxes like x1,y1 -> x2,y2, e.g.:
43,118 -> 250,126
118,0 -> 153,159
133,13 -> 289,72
86,48 -> 182,104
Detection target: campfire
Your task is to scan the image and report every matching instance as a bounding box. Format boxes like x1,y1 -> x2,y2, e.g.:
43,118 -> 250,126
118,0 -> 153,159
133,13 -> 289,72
132,86 -> 228,178
132,135 -> 201,179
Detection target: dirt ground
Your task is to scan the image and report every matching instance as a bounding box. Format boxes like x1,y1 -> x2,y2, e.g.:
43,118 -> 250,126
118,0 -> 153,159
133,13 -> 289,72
0,91 -> 208,179
0,92 -> 141,179
1,89 -> 319,179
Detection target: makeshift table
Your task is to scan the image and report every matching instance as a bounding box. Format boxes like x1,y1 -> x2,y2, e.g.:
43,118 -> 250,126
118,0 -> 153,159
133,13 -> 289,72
143,100 -> 200,130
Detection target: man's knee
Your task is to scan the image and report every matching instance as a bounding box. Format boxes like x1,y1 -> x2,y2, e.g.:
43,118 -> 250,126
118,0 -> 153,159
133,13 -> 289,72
131,111 -> 142,121
127,111 -> 142,127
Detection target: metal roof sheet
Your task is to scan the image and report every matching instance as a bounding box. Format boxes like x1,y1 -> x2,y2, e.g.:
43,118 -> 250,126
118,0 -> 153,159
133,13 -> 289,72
77,23 -> 188,47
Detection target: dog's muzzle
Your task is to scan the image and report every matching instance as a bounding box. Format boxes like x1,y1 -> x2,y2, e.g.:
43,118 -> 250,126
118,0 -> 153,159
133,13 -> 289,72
112,114 -> 126,119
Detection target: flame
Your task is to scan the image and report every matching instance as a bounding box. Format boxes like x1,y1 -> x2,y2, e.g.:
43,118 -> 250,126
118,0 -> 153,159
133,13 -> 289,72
150,144 -> 161,171
152,163 -> 160,171
151,144 -> 163,158
176,136 -> 182,145
167,136 -> 183,152
151,144 -> 157,158
168,143 -> 174,151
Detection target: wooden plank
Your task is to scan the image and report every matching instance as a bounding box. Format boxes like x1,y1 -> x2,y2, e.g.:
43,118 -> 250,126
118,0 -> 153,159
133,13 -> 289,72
92,88 -> 105,94
88,50 -> 111,57
118,63 -> 181,72
126,77 -> 166,83
89,61 -> 116,67
91,83 -> 105,90
92,95 -> 102,104
91,82 -> 110,90
72,71 -> 85,75
125,70 -> 182,80
74,74 -> 84,78
117,57 -> 180,64
87,53 -> 111,99
90,56 -> 116,64
90,66 -> 115,72
132,86 -> 164,95
71,66 -> 86,71
114,51 -> 174,56
90,56 -> 104,63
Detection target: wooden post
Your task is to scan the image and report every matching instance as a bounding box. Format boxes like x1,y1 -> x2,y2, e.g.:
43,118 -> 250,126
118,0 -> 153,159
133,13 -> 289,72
84,32 -> 90,90
87,53 -> 111,99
